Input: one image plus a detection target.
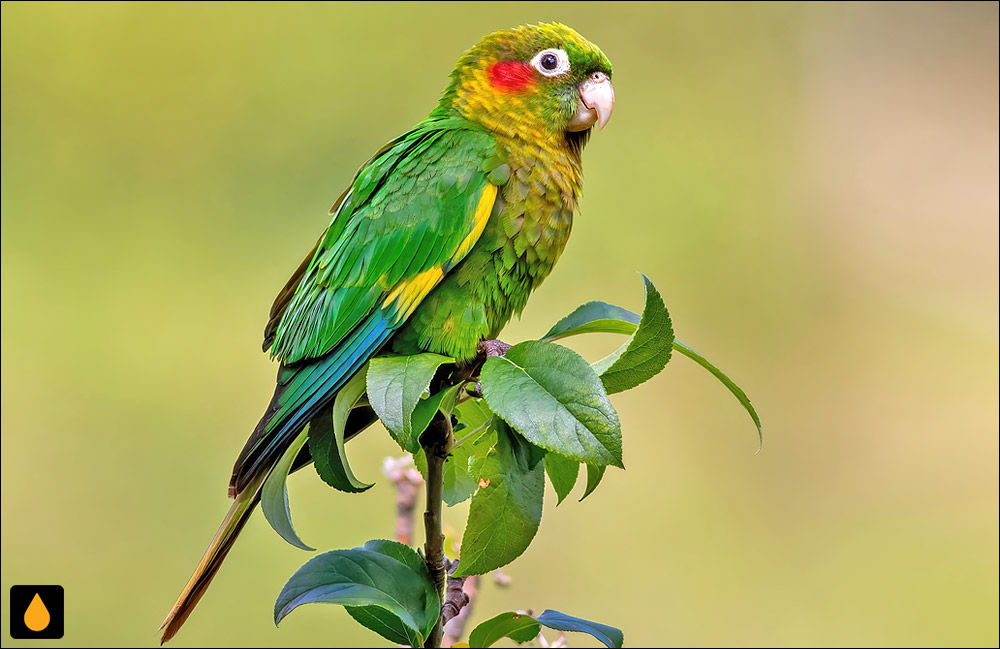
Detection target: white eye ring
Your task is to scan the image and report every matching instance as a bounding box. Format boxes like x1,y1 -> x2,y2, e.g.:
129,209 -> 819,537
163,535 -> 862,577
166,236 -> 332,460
530,48 -> 571,77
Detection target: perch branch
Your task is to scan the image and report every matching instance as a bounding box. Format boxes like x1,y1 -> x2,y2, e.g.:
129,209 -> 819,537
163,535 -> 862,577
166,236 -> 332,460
421,411 -> 453,648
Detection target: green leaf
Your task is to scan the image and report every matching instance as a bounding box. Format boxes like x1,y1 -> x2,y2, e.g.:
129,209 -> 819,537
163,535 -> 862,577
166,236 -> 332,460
410,383 -> 461,442
261,428 -> 314,551
455,397 -> 495,430
542,301 -> 641,341
275,541 -> 440,645
345,606 -> 420,647
309,365 -> 374,493
467,609 -> 624,649
536,609 -> 624,648
580,463 -> 606,501
480,340 -> 623,468
367,353 -> 454,452
540,278 -> 759,446
673,340 -> 763,448
592,275 -> 674,395
538,277 -> 762,446
544,452 -> 580,505
345,540 -> 440,646
444,419 -> 497,506
509,425 -> 547,471
454,423 -> 544,577
468,611 -> 541,648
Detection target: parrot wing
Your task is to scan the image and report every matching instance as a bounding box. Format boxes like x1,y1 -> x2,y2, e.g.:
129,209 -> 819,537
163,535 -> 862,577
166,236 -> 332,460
229,118 -> 500,495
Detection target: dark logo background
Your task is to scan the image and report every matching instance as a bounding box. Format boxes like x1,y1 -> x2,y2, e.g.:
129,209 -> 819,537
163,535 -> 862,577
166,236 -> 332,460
9,585 -> 64,639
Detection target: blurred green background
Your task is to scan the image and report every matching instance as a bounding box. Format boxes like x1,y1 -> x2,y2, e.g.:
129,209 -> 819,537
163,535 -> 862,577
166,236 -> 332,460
2,2 -> 997,647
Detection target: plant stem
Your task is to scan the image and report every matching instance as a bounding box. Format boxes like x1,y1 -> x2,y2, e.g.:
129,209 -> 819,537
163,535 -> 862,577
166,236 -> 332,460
421,411 -> 452,648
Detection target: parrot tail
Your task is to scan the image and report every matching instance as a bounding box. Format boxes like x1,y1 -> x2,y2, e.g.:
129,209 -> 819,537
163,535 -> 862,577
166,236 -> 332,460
158,473 -> 265,644
158,405 -> 377,644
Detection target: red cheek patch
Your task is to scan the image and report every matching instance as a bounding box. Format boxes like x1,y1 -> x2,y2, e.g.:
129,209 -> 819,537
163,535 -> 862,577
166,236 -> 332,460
487,61 -> 537,92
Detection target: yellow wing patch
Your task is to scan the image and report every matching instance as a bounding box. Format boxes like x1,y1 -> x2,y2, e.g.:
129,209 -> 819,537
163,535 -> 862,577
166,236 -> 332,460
383,266 -> 444,323
381,183 -> 498,324
452,183 -> 498,263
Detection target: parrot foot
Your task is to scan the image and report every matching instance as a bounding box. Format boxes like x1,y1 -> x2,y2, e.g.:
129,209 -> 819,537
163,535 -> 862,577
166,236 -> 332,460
464,339 -> 510,398
476,339 -> 511,359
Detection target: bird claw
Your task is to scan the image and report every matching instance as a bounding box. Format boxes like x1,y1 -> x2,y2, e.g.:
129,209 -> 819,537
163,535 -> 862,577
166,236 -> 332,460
458,340 -> 510,399
476,339 -> 511,359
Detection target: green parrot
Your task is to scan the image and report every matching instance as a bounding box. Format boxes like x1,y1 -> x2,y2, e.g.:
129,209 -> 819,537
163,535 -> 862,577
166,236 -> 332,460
160,22 -> 614,643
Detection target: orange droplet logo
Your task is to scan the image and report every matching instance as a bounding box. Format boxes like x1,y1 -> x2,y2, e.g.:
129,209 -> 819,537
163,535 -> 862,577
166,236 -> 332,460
24,592 -> 50,632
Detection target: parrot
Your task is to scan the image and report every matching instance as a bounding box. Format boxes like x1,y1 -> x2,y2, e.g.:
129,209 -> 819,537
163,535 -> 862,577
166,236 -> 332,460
160,22 -> 614,643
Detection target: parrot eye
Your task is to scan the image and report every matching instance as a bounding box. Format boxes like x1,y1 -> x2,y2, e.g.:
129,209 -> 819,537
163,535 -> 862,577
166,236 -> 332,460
530,48 -> 570,77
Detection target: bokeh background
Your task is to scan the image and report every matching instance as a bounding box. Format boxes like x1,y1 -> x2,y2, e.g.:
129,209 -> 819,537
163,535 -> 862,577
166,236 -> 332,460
2,2 -> 997,647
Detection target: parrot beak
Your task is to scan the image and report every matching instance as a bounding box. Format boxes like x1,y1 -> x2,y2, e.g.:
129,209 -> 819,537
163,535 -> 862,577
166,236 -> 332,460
567,71 -> 615,132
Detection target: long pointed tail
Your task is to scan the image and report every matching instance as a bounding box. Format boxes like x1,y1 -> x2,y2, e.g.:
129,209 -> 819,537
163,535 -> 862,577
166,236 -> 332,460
160,403 -> 378,644
159,473 -> 265,644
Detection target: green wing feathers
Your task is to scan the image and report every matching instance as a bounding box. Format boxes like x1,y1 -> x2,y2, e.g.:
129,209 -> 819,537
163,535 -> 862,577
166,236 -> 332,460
229,119 -> 501,496
268,120 -> 500,365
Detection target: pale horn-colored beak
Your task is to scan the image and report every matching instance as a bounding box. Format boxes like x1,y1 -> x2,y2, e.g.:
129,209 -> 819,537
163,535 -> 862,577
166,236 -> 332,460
567,71 -> 614,132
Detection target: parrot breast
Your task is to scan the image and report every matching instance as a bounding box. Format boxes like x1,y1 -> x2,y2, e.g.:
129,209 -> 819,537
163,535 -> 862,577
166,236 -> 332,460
392,132 -> 586,363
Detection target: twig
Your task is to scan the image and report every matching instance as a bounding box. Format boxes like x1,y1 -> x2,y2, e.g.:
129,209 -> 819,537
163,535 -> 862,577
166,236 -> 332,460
440,560 -> 470,626
421,412 -> 453,648
493,568 -> 512,587
538,632 -> 568,648
442,571 -> 479,647
383,456 -> 423,545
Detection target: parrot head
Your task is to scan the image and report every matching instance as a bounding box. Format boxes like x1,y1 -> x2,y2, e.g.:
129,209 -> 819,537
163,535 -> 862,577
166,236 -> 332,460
440,23 -> 614,141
